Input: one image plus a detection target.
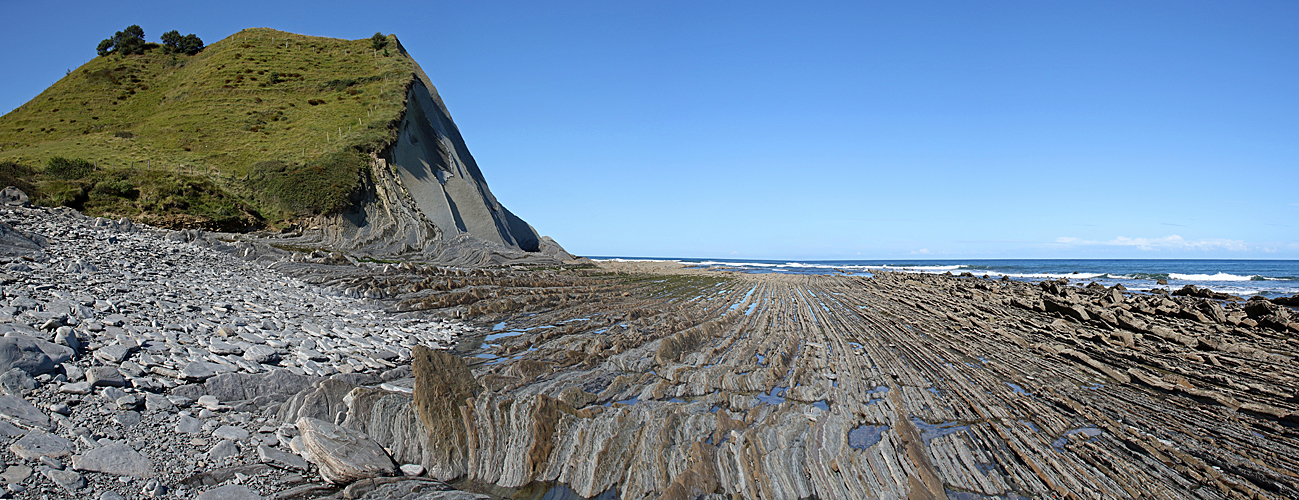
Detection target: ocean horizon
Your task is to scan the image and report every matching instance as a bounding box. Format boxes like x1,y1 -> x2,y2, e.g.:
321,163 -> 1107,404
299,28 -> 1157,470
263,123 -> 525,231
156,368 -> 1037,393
591,257 -> 1299,298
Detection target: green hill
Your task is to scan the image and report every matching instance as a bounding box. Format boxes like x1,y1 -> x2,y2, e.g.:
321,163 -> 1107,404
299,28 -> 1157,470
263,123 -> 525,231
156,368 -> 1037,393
0,27 -> 415,230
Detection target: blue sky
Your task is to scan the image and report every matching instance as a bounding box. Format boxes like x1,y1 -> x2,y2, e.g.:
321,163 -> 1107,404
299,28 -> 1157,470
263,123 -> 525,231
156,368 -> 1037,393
2,1 -> 1296,259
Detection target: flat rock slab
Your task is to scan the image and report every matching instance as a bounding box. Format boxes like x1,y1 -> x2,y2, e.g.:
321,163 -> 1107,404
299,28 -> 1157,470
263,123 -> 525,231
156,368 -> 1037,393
0,394 -> 50,429
208,440 -> 239,460
10,430 -> 71,459
59,381 -> 92,394
94,344 -> 130,364
86,366 -> 126,387
209,340 -> 244,355
0,464 -> 31,483
176,414 -> 203,434
0,419 -> 26,437
72,442 -> 155,478
181,361 -> 222,381
40,466 -> 84,490
297,416 -> 395,484
243,345 -> 279,364
257,444 -> 309,470
196,484 -> 265,500
213,425 -> 250,441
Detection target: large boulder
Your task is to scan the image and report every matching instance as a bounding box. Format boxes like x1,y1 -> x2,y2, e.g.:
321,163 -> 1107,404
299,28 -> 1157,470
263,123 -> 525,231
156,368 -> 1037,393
1272,295 -> 1299,307
0,334 -> 73,377
296,417 -> 396,484
1172,284 -> 1240,301
1244,298 -> 1293,331
1,187 -> 29,207
1042,296 -> 1090,322
0,220 -> 43,257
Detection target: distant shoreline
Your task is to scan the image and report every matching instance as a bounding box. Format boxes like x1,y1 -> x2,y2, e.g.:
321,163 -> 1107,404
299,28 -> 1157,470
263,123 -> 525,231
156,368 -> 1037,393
591,256 -> 1299,298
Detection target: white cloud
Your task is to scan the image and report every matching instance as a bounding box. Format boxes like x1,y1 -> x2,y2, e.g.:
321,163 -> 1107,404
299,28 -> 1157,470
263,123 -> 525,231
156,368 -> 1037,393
1053,235 -> 1247,252
910,248 -> 931,255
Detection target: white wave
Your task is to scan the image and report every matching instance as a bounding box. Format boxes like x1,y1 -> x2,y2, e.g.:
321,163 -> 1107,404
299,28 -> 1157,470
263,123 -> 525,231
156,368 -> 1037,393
951,271 -> 1108,280
1008,273 -> 1107,280
874,264 -> 965,271
693,261 -> 779,267
1168,272 -> 1254,282
593,258 -> 681,263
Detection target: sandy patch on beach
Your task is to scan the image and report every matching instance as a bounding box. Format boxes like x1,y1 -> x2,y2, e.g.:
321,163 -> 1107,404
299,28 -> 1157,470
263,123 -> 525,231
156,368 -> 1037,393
596,260 -> 724,275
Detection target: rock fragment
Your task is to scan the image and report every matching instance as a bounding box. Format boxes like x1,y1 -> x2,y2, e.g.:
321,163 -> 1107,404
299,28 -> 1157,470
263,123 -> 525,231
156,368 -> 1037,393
72,442 -> 156,478
296,416 -> 396,484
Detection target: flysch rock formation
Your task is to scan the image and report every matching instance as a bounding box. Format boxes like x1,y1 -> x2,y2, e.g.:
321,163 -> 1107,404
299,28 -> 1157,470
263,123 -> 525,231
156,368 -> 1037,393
324,261 -> 1299,500
3,195 -> 1298,499
261,40 -> 574,268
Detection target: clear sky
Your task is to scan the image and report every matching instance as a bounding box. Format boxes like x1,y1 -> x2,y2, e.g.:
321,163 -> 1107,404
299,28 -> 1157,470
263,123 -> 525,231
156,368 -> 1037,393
2,1 -> 1296,260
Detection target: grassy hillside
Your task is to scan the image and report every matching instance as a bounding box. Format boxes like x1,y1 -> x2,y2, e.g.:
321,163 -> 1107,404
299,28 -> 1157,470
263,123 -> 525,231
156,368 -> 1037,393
0,27 -> 414,230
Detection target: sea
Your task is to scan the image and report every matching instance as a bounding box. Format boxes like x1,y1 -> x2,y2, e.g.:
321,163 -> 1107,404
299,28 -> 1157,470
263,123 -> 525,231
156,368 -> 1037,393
592,258 -> 1299,299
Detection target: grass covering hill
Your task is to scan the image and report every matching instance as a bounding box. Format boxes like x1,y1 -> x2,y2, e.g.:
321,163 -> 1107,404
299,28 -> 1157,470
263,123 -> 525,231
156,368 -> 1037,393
0,27 -> 415,230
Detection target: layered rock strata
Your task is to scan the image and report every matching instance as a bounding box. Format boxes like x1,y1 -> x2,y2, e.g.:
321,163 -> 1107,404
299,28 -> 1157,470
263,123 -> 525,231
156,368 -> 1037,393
324,262 -> 1299,499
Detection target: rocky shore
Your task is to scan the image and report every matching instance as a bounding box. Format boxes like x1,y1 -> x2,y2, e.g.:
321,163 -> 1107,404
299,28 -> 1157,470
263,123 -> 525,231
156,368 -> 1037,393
0,201 -> 1296,499
0,204 -> 480,499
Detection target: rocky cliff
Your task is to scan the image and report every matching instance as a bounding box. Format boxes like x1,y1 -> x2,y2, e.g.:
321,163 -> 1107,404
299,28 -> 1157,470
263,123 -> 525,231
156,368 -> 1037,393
0,28 -> 572,267
266,40 -> 571,267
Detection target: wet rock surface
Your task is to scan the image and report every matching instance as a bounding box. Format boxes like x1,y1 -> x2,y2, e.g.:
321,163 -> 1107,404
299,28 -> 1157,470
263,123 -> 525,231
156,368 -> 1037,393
1,203 -> 1297,499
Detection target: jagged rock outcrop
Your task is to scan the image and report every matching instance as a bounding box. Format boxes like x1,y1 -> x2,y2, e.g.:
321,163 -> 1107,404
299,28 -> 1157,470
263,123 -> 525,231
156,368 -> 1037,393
411,346 -> 480,481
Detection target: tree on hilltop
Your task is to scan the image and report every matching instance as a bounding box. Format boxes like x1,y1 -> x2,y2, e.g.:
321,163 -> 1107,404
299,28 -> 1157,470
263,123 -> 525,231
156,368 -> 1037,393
371,32 -> 388,51
179,34 -> 204,55
160,30 -> 182,51
115,25 -> 146,55
161,30 -> 204,55
97,24 -> 147,57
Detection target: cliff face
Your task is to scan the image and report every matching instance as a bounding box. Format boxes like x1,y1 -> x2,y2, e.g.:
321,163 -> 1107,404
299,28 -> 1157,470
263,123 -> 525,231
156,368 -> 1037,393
386,71 -> 541,253
275,42 -> 568,266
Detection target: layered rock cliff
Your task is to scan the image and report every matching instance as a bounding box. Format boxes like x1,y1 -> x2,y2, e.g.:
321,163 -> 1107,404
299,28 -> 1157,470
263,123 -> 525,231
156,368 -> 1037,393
0,27 -> 571,267
267,41 -> 571,267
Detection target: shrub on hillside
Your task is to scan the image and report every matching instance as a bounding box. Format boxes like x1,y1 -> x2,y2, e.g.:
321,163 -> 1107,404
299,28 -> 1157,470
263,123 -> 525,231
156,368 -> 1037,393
91,174 -> 139,199
39,181 -> 89,209
0,162 -> 39,198
178,34 -> 204,55
371,32 -> 388,51
249,151 -> 365,216
45,157 -> 95,180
